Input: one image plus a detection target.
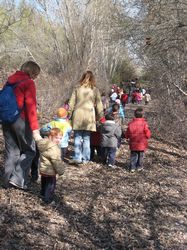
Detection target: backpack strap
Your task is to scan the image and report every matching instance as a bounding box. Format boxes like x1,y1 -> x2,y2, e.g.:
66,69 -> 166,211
5,78 -> 30,89
5,78 -> 30,111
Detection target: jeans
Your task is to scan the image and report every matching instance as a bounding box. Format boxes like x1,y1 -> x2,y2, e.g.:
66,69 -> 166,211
101,147 -> 117,166
130,151 -> 144,170
2,117 -> 36,188
74,130 -> 91,163
40,175 -> 56,203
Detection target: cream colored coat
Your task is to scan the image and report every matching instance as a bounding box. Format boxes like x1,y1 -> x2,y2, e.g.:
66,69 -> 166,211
36,139 -> 64,176
68,85 -> 103,132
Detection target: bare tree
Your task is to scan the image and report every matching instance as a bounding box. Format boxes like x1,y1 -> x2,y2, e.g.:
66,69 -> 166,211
122,0 -> 187,145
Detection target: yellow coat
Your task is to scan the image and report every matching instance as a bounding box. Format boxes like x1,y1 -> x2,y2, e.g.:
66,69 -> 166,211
36,139 -> 64,176
68,85 -> 103,131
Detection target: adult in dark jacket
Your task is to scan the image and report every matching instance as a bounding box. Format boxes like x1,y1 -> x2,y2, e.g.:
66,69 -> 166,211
2,61 -> 41,189
100,114 -> 122,168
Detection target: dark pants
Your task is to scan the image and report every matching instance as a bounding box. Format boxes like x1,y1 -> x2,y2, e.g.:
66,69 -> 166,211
61,147 -> 67,161
31,146 -> 40,181
130,151 -> 144,170
117,137 -> 122,148
2,117 -> 36,188
40,175 -> 56,203
102,147 -> 117,166
90,145 -> 102,161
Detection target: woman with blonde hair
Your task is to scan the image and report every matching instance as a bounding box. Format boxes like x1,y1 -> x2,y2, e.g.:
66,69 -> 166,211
68,70 -> 103,164
2,61 -> 41,189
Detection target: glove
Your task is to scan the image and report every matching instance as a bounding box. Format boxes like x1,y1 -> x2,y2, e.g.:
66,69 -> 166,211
33,129 -> 42,141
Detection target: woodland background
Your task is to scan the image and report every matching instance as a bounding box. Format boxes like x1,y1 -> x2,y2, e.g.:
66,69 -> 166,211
0,0 -> 186,147
0,1 -> 187,249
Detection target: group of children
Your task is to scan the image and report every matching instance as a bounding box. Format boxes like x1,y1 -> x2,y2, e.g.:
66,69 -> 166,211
108,83 -> 151,106
34,99 -> 151,204
0,62 -> 151,206
90,106 -> 151,170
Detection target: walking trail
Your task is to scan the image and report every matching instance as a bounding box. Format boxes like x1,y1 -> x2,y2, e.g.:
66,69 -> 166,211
0,102 -> 186,249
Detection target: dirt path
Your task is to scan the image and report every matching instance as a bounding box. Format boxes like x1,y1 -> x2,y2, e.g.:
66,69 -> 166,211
0,103 -> 187,249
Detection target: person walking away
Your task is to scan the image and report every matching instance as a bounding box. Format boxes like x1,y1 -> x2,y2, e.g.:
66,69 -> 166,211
142,88 -> 146,96
121,89 -> 128,107
35,128 -> 64,204
125,107 -> 151,172
2,61 -> 41,189
100,114 -> 122,168
109,102 -> 124,156
107,103 -> 122,126
131,79 -> 136,92
115,99 -> 125,125
131,90 -> 137,104
110,89 -> 118,105
40,108 -> 72,161
145,91 -> 151,105
136,90 -> 143,104
68,71 -> 103,164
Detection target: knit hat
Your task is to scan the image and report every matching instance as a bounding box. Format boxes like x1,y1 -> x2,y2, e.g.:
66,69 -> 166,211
57,108 -> 67,118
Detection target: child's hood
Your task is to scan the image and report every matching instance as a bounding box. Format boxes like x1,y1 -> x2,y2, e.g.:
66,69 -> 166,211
102,120 -> 117,133
36,139 -> 57,153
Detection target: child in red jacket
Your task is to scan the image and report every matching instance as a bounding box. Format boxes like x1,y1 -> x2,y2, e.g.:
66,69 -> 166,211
125,107 -> 151,172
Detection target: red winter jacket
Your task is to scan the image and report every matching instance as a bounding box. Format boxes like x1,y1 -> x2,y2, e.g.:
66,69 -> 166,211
125,118 -> 151,151
121,93 -> 128,105
7,71 -> 39,131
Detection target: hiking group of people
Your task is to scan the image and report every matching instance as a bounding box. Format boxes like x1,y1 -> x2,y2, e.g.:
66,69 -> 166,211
108,81 -> 151,106
0,61 -> 151,205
